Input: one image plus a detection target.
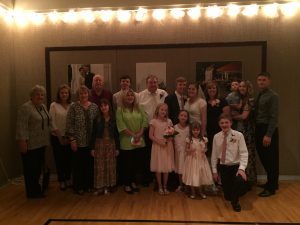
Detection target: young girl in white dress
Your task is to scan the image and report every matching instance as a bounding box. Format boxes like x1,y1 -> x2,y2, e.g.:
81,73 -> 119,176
174,110 -> 190,192
149,103 -> 175,195
182,121 -> 214,199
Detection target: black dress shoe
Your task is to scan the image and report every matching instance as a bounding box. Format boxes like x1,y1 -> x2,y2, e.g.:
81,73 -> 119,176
131,186 -> 140,192
231,201 -> 241,212
258,189 -> 275,197
75,190 -> 84,195
257,183 -> 267,189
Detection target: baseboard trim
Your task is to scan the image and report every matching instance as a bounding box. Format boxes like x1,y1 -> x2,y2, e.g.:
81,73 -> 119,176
257,175 -> 300,181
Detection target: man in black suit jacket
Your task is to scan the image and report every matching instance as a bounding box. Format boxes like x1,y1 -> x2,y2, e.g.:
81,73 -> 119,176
165,77 -> 187,125
82,64 -> 95,89
164,76 -> 187,191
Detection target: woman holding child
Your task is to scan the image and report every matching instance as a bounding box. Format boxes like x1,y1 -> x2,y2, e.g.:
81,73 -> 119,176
232,80 -> 257,186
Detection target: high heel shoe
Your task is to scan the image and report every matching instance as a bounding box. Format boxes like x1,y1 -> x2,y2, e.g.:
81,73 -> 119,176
163,186 -> 170,195
124,186 -> 134,194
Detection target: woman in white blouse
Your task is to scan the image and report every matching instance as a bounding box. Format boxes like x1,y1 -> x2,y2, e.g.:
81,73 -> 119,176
49,84 -> 72,190
184,82 -> 207,135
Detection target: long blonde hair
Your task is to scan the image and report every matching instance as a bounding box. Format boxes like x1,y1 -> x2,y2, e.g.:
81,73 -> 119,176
153,103 -> 169,121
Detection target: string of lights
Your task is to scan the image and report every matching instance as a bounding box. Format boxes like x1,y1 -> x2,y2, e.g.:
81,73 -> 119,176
0,1 -> 299,27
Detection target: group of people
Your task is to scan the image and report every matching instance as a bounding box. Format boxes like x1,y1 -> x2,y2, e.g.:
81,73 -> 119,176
16,72 -> 279,212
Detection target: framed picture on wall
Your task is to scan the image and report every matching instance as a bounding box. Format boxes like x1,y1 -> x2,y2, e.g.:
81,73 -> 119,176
196,61 -> 242,97
68,63 -> 112,97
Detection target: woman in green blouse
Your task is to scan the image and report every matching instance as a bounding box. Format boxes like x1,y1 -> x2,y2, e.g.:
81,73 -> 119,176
116,89 -> 148,194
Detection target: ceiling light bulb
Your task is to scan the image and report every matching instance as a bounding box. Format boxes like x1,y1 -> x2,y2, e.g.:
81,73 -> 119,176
242,4 -> 259,17
187,6 -> 201,19
98,10 -> 113,22
27,12 -> 46,25
80,10 -> 95,23
117,10 -> 131,22
152,9 -> 166,21
135,7 -> 147,21
62,10 -> 78,23
206,5 -> 223,18
227,4 -> 240,17
14,10 -> 28,27
263,3 -> 278,18
170,8 -> 185,19
280,2 -> 299,17
48,11 -> 60,23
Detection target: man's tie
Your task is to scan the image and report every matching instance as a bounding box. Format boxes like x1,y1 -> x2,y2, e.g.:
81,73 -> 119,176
221,132 -> 228,164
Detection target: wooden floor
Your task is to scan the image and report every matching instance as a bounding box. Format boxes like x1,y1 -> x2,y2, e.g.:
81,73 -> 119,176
0,180 -> 300,225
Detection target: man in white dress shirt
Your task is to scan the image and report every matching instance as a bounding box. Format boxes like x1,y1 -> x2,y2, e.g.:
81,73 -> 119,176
138,74 -> 168,123
211,113 -> 248,212
138,74 -> 168,186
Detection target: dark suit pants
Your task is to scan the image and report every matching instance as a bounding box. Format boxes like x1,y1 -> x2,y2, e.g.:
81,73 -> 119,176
255,124 -> 279,192
220,164 -> 248,204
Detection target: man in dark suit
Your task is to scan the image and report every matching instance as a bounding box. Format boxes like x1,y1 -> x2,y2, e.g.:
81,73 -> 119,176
82,64 -> 95,89
164,76 -> 187,191
164,76 -> 187,125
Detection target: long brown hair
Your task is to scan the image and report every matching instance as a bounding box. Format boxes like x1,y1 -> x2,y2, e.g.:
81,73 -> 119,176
239,80 -> 254,108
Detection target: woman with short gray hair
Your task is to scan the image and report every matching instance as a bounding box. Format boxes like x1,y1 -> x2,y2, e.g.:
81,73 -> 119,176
16,84 -> 51,198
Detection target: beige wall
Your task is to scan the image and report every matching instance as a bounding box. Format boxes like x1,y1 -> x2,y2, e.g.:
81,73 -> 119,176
0,1 -> 299,184
0,20 -> 20,185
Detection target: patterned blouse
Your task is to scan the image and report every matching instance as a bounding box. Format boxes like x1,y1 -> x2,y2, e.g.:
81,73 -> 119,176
16,101 -> 51,150
66,102 -> 99,148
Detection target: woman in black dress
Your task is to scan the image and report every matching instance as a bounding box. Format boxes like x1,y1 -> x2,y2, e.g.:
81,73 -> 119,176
204,81 -> 230,156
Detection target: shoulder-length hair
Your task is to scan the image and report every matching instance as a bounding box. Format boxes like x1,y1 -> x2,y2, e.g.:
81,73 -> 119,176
204,81 -> 219,100
55,84 -> 71,104
188,121 -> 204,142
98,98 -> 114,120
121,89 -> 139,111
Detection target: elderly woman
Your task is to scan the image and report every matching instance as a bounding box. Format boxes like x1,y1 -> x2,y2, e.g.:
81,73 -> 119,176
49,84 -> 72,191
66,85 -> 99,195
16,85 -> 51,198
204,81 -> 230,156
116,89 -> 148,194
232,80 -> 257,186
184,82 -> 207,135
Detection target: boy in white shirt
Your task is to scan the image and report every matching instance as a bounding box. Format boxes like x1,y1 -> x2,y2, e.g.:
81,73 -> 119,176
211,113 -> 248,212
